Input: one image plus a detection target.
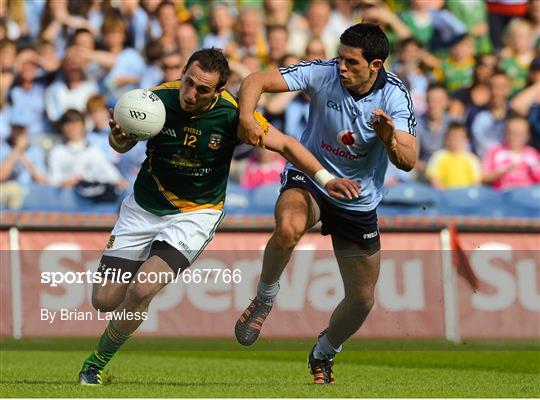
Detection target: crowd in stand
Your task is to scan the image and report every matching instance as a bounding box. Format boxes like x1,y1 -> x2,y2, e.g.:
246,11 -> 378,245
0,0 -> 539,211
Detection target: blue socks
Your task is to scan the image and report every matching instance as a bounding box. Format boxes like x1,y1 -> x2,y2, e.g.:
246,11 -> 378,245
256,280 -> 280,305
313,332 -> 342,360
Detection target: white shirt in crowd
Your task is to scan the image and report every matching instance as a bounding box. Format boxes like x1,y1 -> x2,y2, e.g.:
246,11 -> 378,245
48,141 -> 122,186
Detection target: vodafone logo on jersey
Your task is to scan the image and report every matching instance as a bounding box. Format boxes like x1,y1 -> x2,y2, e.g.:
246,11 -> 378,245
320,129 -> 367,160
337,130 -> 359,146
321,140 -> 366,160
321,140 -> 365,160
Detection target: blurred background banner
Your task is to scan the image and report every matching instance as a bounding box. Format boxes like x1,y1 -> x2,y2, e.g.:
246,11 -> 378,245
2,230 -> 538,339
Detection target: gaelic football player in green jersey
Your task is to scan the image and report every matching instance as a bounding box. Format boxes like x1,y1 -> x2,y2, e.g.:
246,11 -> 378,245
78,48 -> 359,385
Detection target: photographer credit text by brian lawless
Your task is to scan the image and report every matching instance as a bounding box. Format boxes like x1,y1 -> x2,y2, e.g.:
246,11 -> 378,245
40,308 -> 148,324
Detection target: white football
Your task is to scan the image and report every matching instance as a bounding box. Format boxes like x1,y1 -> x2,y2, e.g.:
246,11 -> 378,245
113,89 -> 166,140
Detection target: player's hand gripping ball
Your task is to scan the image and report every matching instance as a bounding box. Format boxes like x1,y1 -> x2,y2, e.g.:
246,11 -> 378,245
113,89 -> 166,140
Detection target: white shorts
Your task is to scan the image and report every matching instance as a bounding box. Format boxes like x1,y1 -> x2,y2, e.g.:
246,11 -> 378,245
103,193 -> 224,264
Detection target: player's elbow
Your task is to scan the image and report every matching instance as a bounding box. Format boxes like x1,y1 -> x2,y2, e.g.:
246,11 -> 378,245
395,151 -> 416,172
399,159 -> 416,172
244,71 -> 282,93
243,72 -> 263,90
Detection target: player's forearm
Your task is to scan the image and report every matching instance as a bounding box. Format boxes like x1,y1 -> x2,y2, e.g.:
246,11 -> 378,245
109,134 -> 136,154
386,137 -> 416,171
279,136 -> 325,178
238,74 -> 265,123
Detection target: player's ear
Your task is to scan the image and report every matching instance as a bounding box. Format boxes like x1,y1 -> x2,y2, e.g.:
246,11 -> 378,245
214,85 -> 225,97
370,59 -> 383,72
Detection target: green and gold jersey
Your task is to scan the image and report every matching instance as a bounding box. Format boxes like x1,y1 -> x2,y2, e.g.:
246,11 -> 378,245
133,81 -> 243,217
499,56 -> 529,96
434,57 -> 475,94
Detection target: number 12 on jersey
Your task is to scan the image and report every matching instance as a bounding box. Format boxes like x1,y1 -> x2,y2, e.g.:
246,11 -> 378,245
183,134 -> 197,147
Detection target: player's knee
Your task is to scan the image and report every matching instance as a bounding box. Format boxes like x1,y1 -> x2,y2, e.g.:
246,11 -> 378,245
274,223 -> 304,249
124,283 -> 156,307
348,291 -> 375,315
91,292 -> 118,312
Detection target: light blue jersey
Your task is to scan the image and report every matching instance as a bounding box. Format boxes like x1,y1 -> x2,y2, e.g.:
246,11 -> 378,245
279,59 -> 416,212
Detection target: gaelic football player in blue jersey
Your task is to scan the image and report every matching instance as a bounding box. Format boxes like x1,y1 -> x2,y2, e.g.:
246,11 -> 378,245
235,23 -> 417,384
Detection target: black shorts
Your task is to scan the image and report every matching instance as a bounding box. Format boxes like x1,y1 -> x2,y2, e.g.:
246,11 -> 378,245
281,170 -> 381,255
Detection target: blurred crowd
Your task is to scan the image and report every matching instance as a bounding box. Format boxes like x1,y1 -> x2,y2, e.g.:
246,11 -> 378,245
0,0 -> 539,211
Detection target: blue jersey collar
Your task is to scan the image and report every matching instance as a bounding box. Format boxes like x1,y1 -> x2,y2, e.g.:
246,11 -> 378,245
348,68 -> 388,102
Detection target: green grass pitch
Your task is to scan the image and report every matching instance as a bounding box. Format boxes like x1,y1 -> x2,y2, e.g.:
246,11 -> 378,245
1,338 -> 539,397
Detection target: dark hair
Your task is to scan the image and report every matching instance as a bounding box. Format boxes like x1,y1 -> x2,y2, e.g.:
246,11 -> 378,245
530,56 -> 540,72
69,28 -> 94,46
445,121 -> 468,141
506,114 -> 529,126
399,37 -> 422,50
267,24 -> 288,36
60,109 -> 85,125
144,39 -> 163,63
491,68 -> 509,79
184,48 -> 230,89
447,121 -> 467,133
427,82 -> 447,93
340,23 -> 389,63
156,0 -> 176,16
0,38 -> 15,50
278,53 -> 299,68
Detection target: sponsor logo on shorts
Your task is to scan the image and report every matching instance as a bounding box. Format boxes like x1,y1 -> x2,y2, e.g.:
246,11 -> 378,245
208,134 -> 223,150
363,230 -> 379,239
291,174 -> 305,182
97,262 -> 106,273
178,240 -> 192,254
106,235 -> 116,249
321,140 -> 366,160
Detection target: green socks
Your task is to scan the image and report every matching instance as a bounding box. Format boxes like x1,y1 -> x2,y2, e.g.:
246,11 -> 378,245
81,322 -> 131,371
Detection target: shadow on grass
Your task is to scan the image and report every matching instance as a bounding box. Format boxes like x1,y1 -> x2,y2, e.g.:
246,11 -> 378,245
0,379 -> 312,388
2,338 -> 539,352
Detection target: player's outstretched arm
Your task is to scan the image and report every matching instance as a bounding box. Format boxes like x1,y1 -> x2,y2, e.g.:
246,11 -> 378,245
261,124 -> 360,200
107,108 -> 137,154
238,70 -> 290,146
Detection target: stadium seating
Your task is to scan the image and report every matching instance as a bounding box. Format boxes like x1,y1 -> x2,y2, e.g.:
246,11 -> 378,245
439,186 -> 505,217
249,183 -> 281,214
502,185 -> 540,218
379,182 -> 441,216
21,184 -> 80,212
14,181 -> 540,219
21,184 -> 121,213
223,182 -> 251,215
